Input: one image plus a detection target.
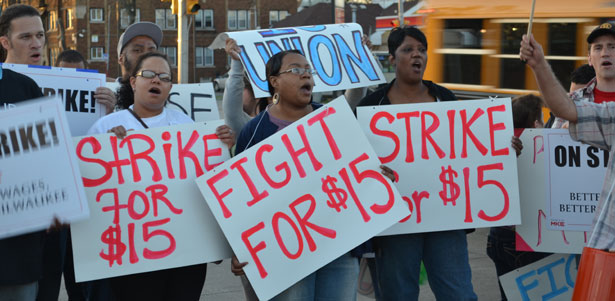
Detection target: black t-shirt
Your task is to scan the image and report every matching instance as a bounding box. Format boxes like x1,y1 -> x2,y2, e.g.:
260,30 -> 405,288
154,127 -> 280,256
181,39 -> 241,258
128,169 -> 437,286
0,68 -> 46,285
357,79 -> 457,107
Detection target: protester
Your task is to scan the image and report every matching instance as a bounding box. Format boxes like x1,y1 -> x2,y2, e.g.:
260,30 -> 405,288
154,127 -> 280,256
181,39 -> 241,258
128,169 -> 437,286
86,52 -> 232,300
116,21 -> 163,80
0,64 -> 45,301
231,49 -> 396,301
548,64 -> 596,128
356,26 -> 478,301
520,22 -> 615,299
486,94 -> 551,301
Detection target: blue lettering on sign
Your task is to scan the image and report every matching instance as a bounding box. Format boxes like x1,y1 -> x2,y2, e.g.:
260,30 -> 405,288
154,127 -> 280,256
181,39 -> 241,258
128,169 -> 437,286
564,254 -> 576,288
333,31 -> 380,83
516,270 -> 539,301
259,28 -> 297,38
240,45 -> 269,93
297,25 -> 326,32
308,35 -> 341,86
513,255 -> 577,301
290,37 -> 305,54
537,258 -> 568,300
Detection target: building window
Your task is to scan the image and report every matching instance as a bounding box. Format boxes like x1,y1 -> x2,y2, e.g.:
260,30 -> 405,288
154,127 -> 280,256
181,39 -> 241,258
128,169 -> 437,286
195,9 -> 214,29
90,8 -> 103,22
121,9 -> 140,29
269,10 -> 289,26
160,47 -> 177,66
66,8 -> 74,29
196,47 -> 214,67
156,9 -> 176,30
91,47 -> 104,61
500,23 -> 528,89
49,47 -> 60,66
228,10 -> 249,30
548,23 -> 577,89
49,11 -> 57,31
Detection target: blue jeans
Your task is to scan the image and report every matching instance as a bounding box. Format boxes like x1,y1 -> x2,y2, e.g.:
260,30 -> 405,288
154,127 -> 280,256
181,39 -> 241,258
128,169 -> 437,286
374,230 -> 477,301
271,252 -> 359,301
0,282 -> 38,301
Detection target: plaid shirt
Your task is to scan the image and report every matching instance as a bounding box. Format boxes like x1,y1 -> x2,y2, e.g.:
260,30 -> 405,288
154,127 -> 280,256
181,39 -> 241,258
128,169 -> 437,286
569,82 -> 615,251
552,78 -> 597,128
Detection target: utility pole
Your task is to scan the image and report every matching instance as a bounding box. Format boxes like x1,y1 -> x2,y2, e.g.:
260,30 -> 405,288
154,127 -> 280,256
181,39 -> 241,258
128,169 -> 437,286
178,0 -> 189,83
398,0 -> 403,27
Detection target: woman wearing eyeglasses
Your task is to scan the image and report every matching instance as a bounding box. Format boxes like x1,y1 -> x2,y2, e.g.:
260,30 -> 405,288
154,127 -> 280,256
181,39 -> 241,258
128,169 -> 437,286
230,50 -> 360,301
86,52 -> 233,301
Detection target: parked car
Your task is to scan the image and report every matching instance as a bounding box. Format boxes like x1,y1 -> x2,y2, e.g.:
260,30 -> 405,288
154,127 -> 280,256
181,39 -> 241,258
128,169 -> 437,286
213,73 -> 229,92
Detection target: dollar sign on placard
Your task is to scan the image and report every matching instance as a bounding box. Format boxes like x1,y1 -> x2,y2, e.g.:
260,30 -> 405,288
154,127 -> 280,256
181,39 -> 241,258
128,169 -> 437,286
322,175 -> 348,212
439,165 -> 460,205
99,224 -> 127,267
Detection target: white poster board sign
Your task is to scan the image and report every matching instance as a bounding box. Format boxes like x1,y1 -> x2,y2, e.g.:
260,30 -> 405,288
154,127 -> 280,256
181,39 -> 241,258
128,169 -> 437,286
516,129 -> 587,254
500,253 -> 578,301
106,82 -> 219,122
544,130 -> 605,231
357,98 -> 521,234
0,97 -> 89,239
196,97 -> 407,300
71,121 -> 232,282
209,23 -> 386,98
2,63 -> 107,136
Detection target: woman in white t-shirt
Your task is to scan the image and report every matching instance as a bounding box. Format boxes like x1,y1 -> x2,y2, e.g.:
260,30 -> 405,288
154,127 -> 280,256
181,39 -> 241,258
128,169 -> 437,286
87,52 -> 232,301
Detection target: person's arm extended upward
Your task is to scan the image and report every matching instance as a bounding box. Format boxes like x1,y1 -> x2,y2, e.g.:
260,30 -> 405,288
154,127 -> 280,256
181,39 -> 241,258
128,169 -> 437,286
520,34 -> 578,122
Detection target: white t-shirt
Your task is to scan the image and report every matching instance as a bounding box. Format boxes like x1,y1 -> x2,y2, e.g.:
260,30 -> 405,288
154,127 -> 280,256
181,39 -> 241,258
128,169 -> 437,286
88,106 -> 193,135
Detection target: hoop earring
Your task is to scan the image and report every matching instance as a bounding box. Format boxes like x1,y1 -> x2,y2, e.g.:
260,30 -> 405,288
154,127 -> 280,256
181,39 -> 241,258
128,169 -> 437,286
272,93 -> 280,105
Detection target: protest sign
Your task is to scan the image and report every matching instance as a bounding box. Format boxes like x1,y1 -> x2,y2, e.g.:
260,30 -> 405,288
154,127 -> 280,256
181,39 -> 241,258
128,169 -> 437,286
0,97 -> 89,239
209,23 -> 386,98
357,98 -> 521,234
500,253 -> 578,301
106,82 -> 219,122
1,63 -> 107,136
196,96 -> 407,300
71,120 -> 232,282
544,130 -> 605,231
516,129 -> 587,254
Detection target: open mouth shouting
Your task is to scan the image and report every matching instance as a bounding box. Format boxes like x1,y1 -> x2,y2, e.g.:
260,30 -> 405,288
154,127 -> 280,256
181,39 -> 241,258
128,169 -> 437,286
148,87 -> 162,96
299,82 -> 313,96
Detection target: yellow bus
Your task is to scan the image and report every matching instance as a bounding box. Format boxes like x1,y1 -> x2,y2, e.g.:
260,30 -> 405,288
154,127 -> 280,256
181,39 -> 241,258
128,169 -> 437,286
420,0 -> 615,99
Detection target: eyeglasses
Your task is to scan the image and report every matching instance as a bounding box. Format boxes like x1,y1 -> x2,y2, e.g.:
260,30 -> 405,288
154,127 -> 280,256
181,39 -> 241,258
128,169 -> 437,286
136,70 -> 172,82
278,67 -> 317,76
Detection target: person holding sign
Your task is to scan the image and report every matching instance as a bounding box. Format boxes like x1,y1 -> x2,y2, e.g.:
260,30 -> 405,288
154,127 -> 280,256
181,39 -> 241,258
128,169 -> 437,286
232,49 -> 396,301
0,61 -> 45,301
357,26 -> 478,300
487,94 -> 551,300
520,22 -> 615,300
85,52 -> 233,300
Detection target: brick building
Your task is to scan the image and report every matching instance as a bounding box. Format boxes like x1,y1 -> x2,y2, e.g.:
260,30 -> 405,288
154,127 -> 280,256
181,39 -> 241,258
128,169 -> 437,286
1,0 -> 298,82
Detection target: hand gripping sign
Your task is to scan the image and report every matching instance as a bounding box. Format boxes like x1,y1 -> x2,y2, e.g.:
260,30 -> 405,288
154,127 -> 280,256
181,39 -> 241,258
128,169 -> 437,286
196,97 -> 407,301
70,120 -> 232,282
209,23 -> 386,98
499,253 -> 578,301
516,129 -> 588,254
357,98 -> 521,234
1,63 -> 107,136
106,82 -> 220,122
0,97 -> 89,239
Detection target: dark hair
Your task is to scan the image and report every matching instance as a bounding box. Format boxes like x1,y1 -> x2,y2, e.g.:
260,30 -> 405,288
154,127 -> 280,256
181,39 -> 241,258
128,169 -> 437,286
56,49 -> 86,67
265,50 -> 302,95
0,4 -> 41,61
512,94 -> 544,128
388,26 -> 427,57
570,64 -> 595,85
117,52 -> 172,109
